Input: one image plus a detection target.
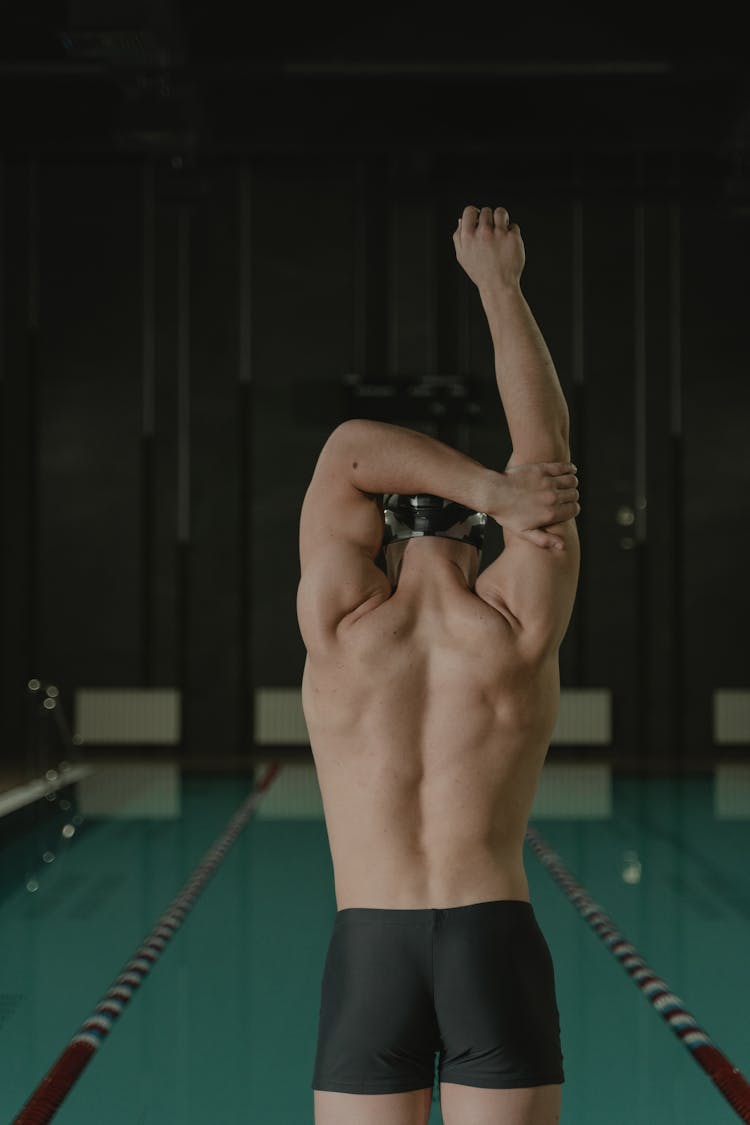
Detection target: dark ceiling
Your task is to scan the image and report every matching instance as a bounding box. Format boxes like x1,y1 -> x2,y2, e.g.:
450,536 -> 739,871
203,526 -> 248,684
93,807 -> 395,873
2,3 -> 749,208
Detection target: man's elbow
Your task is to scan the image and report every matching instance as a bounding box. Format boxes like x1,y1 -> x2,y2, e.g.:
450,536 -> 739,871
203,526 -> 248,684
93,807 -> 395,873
505,421 -> 572,470
553,415 -> 572,463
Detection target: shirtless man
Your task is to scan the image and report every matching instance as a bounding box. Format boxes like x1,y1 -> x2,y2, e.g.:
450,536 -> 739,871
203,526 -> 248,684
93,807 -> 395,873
297,204 -> 580,1125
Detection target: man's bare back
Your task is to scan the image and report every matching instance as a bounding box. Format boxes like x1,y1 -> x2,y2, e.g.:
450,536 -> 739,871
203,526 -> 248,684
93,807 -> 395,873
302,204 -> 579,1117
301,557 -> 561,911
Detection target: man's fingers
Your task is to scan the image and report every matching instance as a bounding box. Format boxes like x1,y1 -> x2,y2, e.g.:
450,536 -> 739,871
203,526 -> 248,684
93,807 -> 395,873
552,469 -> 578,489
552,495 -> 580,513
523,530 -> 565,550
548,462 -> 577,474
548,477 -> 578,495
459,205 -> 481,231
458,205 -> 510,231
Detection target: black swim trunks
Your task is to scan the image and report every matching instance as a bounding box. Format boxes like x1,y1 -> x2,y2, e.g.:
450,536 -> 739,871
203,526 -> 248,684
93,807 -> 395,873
312,899 -> 564,1094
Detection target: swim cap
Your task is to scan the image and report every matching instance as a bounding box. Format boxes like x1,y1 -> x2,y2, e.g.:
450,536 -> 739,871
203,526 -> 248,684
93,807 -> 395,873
382,494 -> 487,553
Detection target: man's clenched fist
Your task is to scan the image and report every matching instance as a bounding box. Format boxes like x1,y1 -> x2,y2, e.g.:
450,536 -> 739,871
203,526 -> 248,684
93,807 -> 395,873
453,205 -> 525,292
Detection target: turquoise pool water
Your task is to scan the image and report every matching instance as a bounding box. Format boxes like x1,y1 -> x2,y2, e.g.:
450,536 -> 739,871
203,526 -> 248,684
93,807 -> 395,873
1,770 -> 748,1123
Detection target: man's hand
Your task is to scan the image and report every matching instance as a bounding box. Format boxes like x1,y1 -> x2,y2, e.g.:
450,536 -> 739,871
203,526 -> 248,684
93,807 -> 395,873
453,205 -> 525,292
487,462 -> 580,550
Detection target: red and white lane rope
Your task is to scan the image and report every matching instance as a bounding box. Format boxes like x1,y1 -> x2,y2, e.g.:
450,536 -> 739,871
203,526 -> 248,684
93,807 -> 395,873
11,763 -> 282,1125
525,823 -> 750,1122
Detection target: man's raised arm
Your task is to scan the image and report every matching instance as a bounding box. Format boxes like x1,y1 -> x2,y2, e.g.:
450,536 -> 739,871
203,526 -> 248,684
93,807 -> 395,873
331,419 -> 576,551
454,205 -> 571,465
341,418 -> 499,514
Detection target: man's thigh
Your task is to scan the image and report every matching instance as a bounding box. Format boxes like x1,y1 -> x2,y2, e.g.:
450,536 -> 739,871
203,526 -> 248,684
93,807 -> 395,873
314,1087 -> 433,1125
440,1081 -> 562,1125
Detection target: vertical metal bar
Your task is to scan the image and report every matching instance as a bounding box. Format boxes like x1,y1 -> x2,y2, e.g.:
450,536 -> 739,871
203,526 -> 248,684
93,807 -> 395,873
238,167 -> 253,390
458,229 -> 472,379
353,159 -> 368,377
23,158 -> 41,774
26,158 -> 41,737
436,197 -> 465,452
238,163 -> 254,758
176,204 -> 191,734
571,201 -> 585,390
388,191 -> 399,378
26,158 -> 40,332
176,206 -> 191,546
669,204 -> 683,441
633,201 -> 648,545
452,202 -> 470,452
571,197 -> 587,678
142,164 -> 156,438
140,161 -> 156,685
0,158 -> 6,733
669,179 -> 684,760
0,158 -> 5,386
425,198 -> 449,444
425,198 -> 437,376
457,209 -> 473,460
633,174 -> 649,758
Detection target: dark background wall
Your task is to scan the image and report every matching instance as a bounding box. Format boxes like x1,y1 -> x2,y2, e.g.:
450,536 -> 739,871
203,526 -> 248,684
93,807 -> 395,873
1,3 -> 749,772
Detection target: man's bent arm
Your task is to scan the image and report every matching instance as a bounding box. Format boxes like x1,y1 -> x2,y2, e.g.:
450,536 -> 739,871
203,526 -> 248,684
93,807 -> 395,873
335,419 -> 501,515
480,283 -> 570,463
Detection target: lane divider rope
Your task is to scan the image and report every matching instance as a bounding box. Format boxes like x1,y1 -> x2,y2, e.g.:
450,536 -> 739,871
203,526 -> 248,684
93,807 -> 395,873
11,762 -> 282,1125
525,823 -> 750,1122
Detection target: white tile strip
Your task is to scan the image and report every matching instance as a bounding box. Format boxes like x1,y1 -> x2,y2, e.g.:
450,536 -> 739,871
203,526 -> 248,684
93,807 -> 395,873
75,688 -> 181,745
715,764 -> 750,819
77,763 -> 180,819
714,690 -> 750,744
531,763 -> 613,819
253,762 -> 324,820
255,688 -> 310,745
